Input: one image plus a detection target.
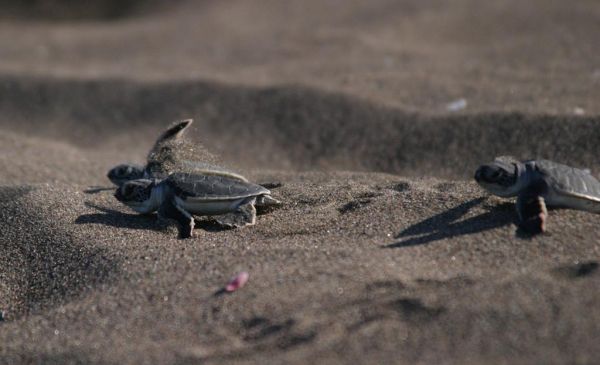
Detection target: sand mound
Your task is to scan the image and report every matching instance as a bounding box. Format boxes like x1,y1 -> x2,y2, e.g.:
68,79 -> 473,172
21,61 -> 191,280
0,185 -> 118,319
2,76 -> 599,180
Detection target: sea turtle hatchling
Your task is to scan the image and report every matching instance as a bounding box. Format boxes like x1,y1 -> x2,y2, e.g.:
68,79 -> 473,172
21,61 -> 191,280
475,158 -> 600,234
115,172 -> 281,238
107,119 -> 247,186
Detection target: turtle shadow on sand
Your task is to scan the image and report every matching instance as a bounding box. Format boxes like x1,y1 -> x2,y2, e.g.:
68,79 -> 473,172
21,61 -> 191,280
384,197 -> 516,248
75,202 -> 162,231
75,202 -> 233,234
83,186 -> 114,194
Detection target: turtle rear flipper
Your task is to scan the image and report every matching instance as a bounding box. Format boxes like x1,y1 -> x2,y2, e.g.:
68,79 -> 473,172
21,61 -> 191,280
214,199 -> 257,228
517,183 -> 548,235
255,195 -> 281,214
159,197 -> 195,238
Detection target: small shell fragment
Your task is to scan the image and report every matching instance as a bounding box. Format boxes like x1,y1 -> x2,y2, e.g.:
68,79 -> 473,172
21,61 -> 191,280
225,272 -> 249,292
446,98 -> 467,111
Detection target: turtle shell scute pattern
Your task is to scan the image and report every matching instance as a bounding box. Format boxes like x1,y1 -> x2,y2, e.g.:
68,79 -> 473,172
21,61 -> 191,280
534,160 -> 600,199
167,173 -> 269,200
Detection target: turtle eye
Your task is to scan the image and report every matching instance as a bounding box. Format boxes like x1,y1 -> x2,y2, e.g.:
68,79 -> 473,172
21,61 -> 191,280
489,170 -> 501,179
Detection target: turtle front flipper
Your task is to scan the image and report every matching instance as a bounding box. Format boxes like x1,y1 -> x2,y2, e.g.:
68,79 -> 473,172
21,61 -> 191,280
158,197 -> 195,238
153,119 -> 193,146
516,184 -> 548,235
213,199 -> 257,228
145,120 -> 194,179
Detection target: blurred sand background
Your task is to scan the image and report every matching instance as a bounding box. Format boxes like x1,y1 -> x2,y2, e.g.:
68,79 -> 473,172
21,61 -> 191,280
0,1 -> 599,364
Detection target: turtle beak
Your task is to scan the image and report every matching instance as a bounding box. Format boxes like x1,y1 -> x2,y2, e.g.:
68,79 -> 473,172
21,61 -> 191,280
114,188 -> 124,202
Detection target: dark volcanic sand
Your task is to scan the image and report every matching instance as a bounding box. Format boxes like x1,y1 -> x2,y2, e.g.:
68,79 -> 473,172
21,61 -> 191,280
1,1 -> 599,364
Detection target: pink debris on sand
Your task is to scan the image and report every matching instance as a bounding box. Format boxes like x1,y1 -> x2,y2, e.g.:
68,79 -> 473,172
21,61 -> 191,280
225,272 -> 249,292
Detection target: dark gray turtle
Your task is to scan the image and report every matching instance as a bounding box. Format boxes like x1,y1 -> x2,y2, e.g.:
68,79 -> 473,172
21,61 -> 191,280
475,158 -> 600,234
115,172 -> 281,238
107,119 -> 247,186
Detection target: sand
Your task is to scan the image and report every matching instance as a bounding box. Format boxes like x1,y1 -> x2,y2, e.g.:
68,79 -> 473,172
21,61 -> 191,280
1,1 -> 599,364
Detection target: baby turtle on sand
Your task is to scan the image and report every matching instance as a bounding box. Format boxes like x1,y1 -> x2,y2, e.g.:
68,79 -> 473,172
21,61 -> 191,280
107,119 -> 247,186
475,158 -> 600,234
115,172 -> 281,238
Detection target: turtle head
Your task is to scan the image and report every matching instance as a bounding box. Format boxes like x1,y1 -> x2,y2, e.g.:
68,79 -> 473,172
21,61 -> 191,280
107,164 -> 145,186
115,179 -> 160,214
474,160 -> 523,197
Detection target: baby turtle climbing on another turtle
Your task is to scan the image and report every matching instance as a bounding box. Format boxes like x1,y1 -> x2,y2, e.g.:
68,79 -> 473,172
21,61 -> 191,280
107,119 -> 247,186
115,172 -> 281,238
475,158 -> 600,234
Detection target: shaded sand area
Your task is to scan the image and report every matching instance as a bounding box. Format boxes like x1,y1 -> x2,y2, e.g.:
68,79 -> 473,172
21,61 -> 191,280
1,1 -> 600,364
